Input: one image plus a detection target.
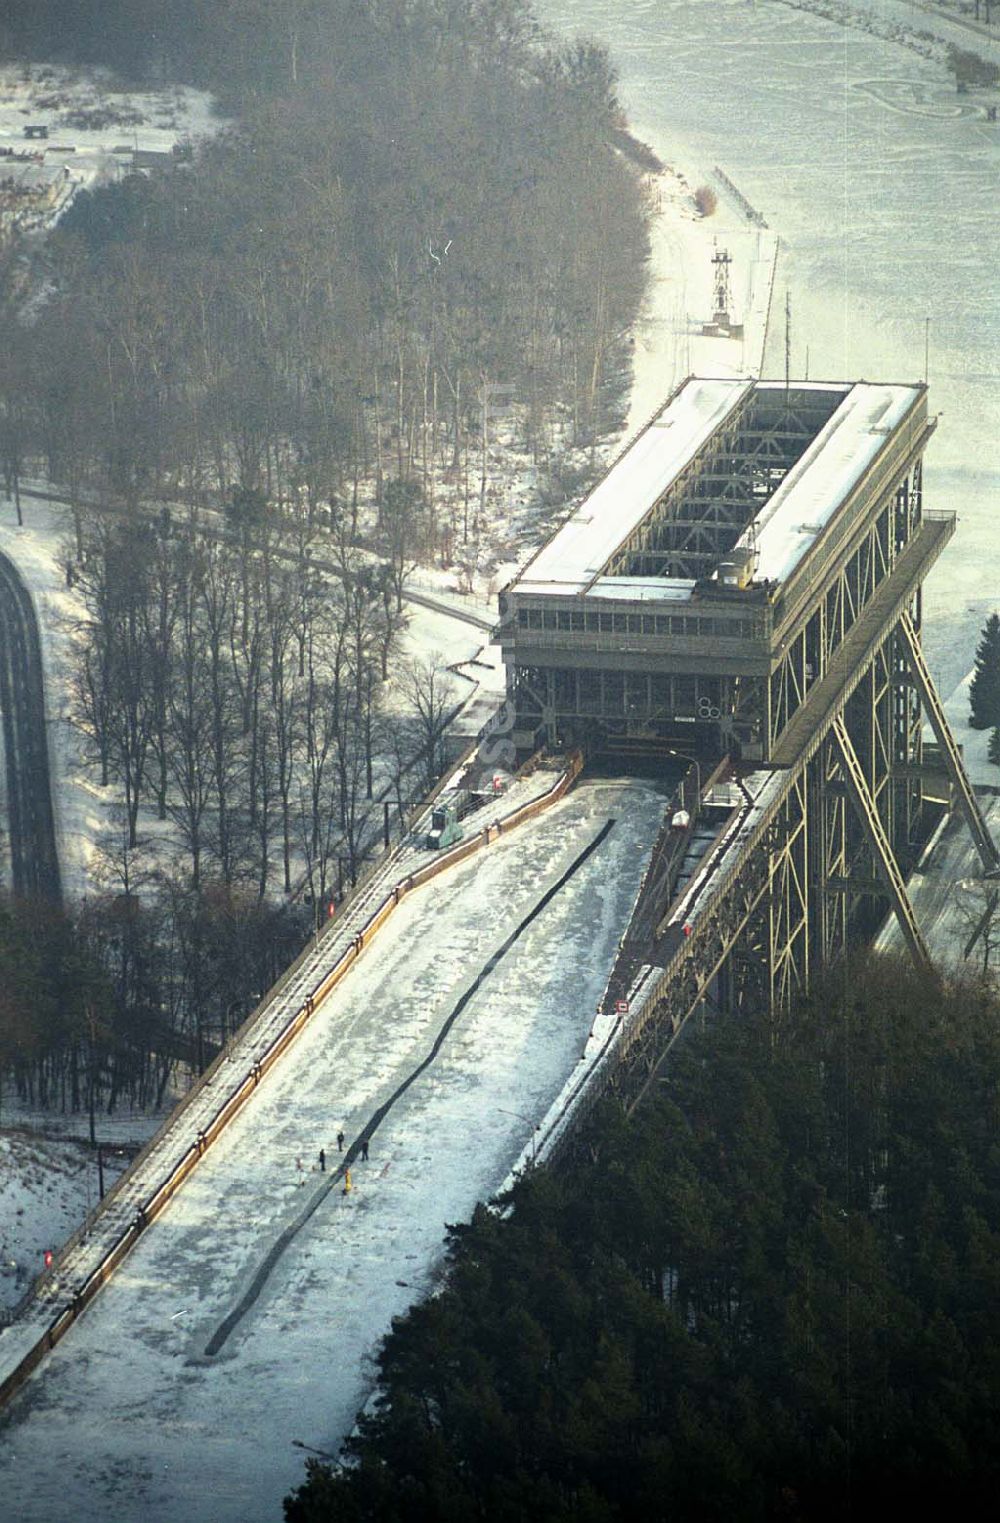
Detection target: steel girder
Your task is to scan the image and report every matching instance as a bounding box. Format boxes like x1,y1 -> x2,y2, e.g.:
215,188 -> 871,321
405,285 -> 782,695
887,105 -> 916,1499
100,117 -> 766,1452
898,610 -> 1000,874
831,715 -> 932,971
604,605 -> 948,1114
606,395 -> 835,580
767,478 -> 903,753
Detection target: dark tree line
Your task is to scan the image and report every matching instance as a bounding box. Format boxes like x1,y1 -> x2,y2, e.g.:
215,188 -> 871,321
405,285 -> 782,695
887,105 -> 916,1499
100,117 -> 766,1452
969,612 -> 1000,730
0,884 -> 303,1127
285,958 -> 1000,1522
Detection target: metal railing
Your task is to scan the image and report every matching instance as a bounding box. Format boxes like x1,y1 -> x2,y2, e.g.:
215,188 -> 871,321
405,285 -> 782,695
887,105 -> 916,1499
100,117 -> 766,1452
0,749 -> 583,1412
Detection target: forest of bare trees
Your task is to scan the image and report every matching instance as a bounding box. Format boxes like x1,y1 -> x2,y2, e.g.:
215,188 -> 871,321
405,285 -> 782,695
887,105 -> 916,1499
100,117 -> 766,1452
70,511 -> 399,896
0,0 -> 651,1113
3,2 -> 649,543
0,881 -> 305,1127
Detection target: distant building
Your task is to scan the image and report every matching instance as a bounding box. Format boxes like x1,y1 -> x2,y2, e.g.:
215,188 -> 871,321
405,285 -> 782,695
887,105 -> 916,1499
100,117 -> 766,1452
131,147 -> 179,173
0,160 -> 68,207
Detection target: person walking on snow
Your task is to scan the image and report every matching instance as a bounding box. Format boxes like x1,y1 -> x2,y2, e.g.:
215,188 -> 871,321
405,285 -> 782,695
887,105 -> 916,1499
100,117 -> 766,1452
319,1148 -> 326,1173
361,1138 -> 369,1161
337,1130 -> 345,1152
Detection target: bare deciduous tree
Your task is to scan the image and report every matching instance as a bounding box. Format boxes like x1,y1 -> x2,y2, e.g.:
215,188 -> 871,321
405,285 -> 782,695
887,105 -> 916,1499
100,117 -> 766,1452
398,653 -> 460,795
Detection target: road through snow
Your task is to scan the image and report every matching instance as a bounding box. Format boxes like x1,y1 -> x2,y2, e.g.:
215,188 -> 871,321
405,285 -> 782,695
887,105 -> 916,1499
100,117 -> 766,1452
0,550 -> 62,902
0,777 -> 668,1522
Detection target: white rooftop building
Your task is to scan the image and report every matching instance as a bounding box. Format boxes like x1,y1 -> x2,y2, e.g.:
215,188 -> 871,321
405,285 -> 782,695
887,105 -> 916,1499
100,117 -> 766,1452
498,375 -> 941,762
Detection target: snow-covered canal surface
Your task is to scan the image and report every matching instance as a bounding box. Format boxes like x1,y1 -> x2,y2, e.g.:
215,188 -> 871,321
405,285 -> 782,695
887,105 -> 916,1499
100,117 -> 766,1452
539,0 -> 1000,706
0,777 -> 668,1523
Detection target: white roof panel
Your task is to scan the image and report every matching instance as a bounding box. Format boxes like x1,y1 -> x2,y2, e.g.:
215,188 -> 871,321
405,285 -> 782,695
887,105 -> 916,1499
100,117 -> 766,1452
512,378 -> 752,594
510,378 -> 921,601
585,577 -> 695,603
740,382 -> 921,584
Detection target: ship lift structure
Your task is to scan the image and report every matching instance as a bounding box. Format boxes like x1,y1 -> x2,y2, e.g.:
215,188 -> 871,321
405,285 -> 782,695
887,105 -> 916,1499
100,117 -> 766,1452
2,376 -> 996,1433
497,375 -> 998,1122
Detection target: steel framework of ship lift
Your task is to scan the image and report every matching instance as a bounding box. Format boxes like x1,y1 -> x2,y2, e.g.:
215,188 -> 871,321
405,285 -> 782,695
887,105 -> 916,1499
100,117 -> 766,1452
591,486 -> 999,1117
499,380 -> 1000,1132
607,386 -> 842,580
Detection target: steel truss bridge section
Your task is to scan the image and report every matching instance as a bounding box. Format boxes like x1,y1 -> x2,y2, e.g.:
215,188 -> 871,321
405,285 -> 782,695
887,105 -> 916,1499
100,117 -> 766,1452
499,377 -> 998,1156
549,541 -> 994,1130
500,381 -> 941,767
830,716 -> 931,972
897,610 -> 999,875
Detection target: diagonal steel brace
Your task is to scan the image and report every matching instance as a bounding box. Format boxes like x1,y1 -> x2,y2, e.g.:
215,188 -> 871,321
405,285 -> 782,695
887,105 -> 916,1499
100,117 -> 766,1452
899,611 -> 1000,875
831,716 -> 933,974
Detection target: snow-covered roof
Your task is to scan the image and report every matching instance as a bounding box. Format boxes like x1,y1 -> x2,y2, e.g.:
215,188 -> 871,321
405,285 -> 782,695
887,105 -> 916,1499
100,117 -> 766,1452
510,378 -> 924,604
512,378 -> 752,597
585,576 -> 696,603
518,576 -> 695,603
735,381 -> 923,584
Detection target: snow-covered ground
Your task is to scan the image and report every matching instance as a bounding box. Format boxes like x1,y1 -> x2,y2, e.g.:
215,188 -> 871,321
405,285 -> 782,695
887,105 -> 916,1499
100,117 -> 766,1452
0,1129 -> 133,1312
0,63 -> 218,237
877,793 -> 1000,968
625,189 -> 776,437
940,678 -> 1000,790
0,776 -> 669,1522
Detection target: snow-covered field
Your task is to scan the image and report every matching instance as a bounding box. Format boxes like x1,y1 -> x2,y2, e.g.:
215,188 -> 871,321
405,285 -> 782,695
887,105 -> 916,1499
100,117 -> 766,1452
0,777 -> 668,1522
0,63 -> 217,236
878,792 -> 1000,966
625,192 -> 776,436
0,1128 -> 133,1311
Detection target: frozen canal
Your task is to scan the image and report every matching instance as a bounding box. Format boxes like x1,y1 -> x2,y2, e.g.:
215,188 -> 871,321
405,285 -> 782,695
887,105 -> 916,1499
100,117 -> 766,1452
0,778 -> 668,1523
540,0 -> 1000,703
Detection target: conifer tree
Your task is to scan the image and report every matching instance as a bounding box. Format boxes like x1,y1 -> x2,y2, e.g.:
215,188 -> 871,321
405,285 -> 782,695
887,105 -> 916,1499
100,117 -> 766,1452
968,612 -> 1000,728
286,959 -> 1000,1523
